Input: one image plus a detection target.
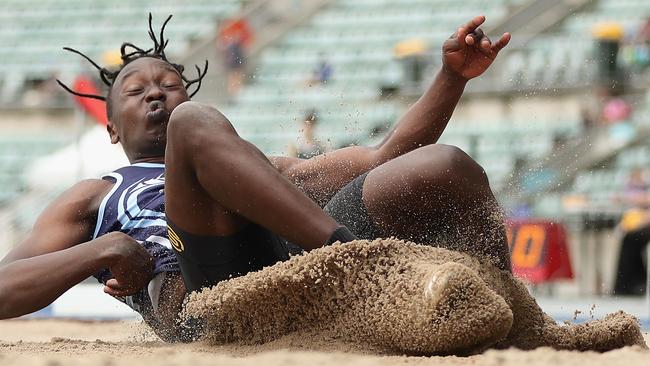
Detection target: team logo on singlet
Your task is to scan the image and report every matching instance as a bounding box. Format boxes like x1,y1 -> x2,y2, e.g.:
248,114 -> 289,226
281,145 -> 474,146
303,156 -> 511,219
167,226 -> 184,252
117,173 -> 167,230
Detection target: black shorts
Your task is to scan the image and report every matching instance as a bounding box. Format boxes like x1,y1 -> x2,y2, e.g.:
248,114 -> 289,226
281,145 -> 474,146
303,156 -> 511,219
169,172 -> 381,293
324,172 -> 381,240
168,220 -> 290,293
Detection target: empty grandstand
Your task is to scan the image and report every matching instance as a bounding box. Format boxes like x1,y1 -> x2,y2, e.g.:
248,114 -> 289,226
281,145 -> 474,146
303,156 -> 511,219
1,0 -> 650,309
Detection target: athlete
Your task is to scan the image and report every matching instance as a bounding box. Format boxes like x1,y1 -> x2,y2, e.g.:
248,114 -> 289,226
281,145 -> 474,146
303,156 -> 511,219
0,14 -> 511,341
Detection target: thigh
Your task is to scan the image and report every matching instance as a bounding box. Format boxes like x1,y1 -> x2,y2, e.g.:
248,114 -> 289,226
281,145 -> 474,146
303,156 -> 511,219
164,124 -> 247,237
323,154 -> 457,243
360,147 -> 472,240
324,146 -> 491,242
357,145 -> 510,269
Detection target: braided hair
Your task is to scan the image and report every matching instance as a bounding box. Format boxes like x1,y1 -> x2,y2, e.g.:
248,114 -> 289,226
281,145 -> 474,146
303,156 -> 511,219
57,13 -> 208,119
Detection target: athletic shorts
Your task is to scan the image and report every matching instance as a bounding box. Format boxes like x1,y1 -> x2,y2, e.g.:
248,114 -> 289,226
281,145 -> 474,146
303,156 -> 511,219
169,172 -> 381,293
168,220 -> 290,293
324,172 -> 382,240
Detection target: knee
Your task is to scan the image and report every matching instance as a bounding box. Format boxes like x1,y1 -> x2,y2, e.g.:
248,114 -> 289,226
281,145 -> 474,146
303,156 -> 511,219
413,144 -> 488,188
167,101 -> 238,149
437,144 -> 486,179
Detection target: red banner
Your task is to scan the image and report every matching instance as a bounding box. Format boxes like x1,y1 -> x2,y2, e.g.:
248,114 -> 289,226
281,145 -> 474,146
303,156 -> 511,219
72,75 -> 108,126
506,220 -> 574,284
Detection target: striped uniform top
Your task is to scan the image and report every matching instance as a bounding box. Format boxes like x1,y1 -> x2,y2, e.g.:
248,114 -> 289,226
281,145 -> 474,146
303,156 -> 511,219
92,162 -> 179,320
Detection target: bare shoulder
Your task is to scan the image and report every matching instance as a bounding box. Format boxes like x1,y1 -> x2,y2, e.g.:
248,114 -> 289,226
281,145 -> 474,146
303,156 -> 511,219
31,178 -> 115,238
51,178 -> 115,216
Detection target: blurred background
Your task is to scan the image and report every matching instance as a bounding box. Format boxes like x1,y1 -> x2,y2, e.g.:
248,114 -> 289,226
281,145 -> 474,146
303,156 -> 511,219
1,0 -> 650,325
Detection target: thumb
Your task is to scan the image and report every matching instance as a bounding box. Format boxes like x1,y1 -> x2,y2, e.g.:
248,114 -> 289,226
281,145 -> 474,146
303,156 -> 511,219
105,278 -> 122,288
104,285 -> 133,297
104,279 -> 138,297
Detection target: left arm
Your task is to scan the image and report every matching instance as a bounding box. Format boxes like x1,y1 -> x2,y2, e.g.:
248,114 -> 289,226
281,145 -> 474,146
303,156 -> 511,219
272,16 -> 510,204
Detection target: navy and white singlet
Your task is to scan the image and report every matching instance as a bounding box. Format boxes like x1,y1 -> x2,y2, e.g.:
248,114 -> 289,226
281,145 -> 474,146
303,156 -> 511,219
92,162 -> 179,319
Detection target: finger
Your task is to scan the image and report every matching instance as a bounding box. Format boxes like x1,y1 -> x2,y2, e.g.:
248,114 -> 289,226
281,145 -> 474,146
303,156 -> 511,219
105,278 -> 128,291
491,32 -> 511,53
104,285 -> 136,297
466,28 -> 485,46
460,15 -> 486,35
104,285 -> 124,296
476,34 -> 493,57
457,27 -> 468,48
481,35 -> 492,50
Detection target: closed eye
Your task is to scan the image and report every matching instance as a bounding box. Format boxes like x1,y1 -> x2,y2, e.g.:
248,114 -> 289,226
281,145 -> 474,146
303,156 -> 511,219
125,88 -> 144,95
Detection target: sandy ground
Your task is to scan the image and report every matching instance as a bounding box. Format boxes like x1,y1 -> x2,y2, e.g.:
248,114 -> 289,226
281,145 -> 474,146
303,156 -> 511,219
2,240 -> 649,365
0,319 -> 648,366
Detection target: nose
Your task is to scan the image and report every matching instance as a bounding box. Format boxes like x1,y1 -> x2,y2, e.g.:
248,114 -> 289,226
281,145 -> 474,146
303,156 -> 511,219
145,85 -> 166,103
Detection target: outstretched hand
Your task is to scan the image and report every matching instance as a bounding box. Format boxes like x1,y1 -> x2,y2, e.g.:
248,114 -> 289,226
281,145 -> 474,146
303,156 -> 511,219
442,15 -> 510,80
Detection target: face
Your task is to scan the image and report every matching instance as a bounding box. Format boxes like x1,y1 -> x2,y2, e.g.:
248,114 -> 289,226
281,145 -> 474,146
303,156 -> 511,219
303,112 -> 317,126
107,57 -> 189,163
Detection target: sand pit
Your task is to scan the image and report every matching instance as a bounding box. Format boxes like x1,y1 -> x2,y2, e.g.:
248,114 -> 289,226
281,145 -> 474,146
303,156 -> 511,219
1,319 -> 649,365
1,239 -> 649,365
184,239 -> 646,354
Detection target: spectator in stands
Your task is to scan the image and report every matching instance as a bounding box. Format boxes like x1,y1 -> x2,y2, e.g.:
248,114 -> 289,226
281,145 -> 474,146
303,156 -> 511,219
287,109 -> 326,159
633,17 -> 650,70
307,53 -> 333,86
614,168 -> 650,295
217,17 -> 253,98
393,38 -> 428,88
580,108 -> 596,132
638,18 -> 650,43
592,22 -> 624,88
602,94 -> 632,124
621,18 -> 650,73
586,88 -> 632,128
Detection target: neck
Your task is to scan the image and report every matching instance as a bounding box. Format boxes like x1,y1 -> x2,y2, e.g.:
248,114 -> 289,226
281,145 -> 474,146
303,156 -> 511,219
130,156 -> 165,164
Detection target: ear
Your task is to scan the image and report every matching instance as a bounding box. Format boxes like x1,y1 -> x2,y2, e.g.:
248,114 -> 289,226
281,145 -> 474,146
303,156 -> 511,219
107,121 -> 119,144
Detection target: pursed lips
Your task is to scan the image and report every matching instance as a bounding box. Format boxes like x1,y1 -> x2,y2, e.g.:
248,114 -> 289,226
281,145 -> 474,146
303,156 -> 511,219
145,101 -> 169,124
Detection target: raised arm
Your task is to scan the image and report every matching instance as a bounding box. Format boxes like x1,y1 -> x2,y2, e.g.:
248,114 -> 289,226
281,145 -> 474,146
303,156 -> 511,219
0,179 -> 152,319
376,15 -> 510,157
273,16 -> 510,204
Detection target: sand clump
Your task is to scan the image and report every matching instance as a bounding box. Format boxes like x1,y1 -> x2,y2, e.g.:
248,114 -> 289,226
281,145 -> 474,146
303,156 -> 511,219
182,238 -> 647,355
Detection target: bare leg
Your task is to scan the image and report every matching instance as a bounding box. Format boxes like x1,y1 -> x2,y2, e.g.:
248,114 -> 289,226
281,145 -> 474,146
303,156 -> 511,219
164,101 -> 340,249
361,144 -> 511,270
